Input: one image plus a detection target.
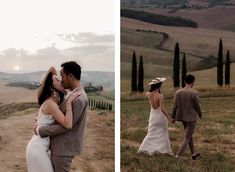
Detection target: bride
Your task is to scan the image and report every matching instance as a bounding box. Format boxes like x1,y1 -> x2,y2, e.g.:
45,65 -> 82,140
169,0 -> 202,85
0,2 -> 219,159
26,67 -> 79,172
138,77 -> 172,155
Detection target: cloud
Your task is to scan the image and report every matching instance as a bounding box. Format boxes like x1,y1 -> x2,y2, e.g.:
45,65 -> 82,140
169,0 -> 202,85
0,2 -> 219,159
57,32 -> 114,45
0,33 -> 114,73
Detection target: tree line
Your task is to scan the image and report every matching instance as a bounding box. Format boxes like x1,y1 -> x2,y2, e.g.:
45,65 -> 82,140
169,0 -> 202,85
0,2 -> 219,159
88,98 -> 113,111
121,9 -> 198,28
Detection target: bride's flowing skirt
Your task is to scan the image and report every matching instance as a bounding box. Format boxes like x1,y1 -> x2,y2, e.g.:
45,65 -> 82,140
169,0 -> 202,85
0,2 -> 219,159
138,108 -> 172,155
26,135 -> 54,172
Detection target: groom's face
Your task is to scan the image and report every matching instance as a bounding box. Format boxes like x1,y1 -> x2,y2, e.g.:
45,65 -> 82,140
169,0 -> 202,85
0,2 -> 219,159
60,68 -> 70,89
52,75 -> 64,91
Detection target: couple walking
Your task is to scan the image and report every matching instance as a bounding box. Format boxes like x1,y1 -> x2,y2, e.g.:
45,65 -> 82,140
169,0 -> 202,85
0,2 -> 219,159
26,61 -> 88,172
138,74 -> 202,160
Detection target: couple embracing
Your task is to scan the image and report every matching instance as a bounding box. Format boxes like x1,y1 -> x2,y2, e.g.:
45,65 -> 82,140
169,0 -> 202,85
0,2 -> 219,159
138,74 -> 202,160
26,61 -> 88,172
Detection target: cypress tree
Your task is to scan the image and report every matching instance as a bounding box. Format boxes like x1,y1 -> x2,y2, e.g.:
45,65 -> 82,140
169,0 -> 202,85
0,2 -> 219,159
91,99 -> 93,110
131,51 -> 137,92
225,50 -> 230,86
217,38 -> 223,87
173,42 -> 180,87
95,100 -> 97,110
138,55 -> 144,92
181,53 -> 187,88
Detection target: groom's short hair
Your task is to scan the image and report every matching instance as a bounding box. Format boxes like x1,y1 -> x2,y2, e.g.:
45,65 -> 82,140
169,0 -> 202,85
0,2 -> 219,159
61,61 -> 81,80
185,74 -> 195,84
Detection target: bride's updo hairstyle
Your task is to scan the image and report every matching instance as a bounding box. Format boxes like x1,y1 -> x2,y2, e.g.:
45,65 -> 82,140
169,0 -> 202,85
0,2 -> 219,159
148,78 -> 166,93
149,82 -> 162,92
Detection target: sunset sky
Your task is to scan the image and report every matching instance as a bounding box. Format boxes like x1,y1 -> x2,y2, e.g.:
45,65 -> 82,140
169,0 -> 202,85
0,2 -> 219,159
0,0 -> 114,73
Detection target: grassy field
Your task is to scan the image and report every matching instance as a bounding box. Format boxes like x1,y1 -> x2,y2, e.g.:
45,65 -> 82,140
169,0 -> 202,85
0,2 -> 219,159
121,61 -> 235,171
121,5 -> 235,171
121,84 -> 235,171
121,28 -> 203,71
122,62 -> 235,96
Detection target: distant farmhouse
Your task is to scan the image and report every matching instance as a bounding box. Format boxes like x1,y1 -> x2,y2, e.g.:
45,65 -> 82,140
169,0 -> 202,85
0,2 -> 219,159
187,0 -> 209,9
84,82 -> 103,93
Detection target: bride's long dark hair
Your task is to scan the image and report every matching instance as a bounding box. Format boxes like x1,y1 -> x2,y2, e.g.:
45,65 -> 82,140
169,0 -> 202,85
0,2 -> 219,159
149,82 -> 162,93
38,72 -> 64,105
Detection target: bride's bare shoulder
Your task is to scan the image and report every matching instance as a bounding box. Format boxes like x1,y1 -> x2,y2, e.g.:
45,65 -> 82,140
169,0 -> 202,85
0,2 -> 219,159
145,91 -> 151,96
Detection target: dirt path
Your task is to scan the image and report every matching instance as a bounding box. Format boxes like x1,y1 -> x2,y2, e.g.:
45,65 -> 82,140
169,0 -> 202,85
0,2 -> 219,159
0,110 -> 114,172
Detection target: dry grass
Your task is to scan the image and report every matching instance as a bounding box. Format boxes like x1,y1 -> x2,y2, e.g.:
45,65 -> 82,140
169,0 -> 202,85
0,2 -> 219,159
121,61 -> 235,171
121,93 -> 235,171
0,80 -> 37,104
0,81 -> 114,172
121,63 -> 235,95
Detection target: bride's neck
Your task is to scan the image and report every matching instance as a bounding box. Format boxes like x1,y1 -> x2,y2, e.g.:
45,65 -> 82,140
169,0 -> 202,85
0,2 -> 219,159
48,96 -> 59,104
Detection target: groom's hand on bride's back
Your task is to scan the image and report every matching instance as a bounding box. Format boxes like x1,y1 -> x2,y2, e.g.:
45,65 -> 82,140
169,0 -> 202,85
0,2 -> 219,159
33,113 -> 39,135
33,124 -> 39,135
171,118 -> 176,124
34,113 -> 38,123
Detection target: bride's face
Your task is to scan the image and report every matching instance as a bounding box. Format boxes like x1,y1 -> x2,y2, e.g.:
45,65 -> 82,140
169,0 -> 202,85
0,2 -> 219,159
52,75 -> 64,92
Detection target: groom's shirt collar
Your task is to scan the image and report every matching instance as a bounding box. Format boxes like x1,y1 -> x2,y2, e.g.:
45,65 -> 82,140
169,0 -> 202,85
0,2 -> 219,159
64,86 -> 81,101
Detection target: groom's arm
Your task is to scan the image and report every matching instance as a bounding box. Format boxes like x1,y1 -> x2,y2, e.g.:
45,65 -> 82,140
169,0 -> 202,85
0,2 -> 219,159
38,124 -> 67,138
38,97 -> 87,138
171,93 -> 178,120
194,93 -> 202,119
71,97 -> 87,126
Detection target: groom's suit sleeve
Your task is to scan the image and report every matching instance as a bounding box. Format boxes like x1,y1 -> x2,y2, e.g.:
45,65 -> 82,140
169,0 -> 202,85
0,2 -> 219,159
171,92 -> 178,119
38,97 -> 85,138
194,93 -> 202,118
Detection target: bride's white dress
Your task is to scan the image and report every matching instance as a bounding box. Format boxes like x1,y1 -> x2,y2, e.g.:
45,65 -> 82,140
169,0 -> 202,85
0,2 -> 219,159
26,107 -> 55,172
138,106 -> 172,155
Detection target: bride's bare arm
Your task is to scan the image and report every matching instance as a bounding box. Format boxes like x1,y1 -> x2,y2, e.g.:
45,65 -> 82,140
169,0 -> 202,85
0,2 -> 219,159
159,94 -> 169,119
47,92 -> 80,129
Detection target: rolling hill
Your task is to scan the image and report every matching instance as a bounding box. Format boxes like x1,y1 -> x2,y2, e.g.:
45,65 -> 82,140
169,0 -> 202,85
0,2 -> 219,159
129,5 -> 235,31
121,16 -> 235,93
0,71 -> 114,90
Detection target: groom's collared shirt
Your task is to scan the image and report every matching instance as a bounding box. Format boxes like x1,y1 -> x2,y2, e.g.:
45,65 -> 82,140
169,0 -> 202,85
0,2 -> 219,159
63,87 -> 80,102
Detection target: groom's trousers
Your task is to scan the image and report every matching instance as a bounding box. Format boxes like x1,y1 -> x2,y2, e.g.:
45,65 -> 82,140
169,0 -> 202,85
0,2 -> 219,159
51,155 -> 74,172
177,121 -> 196,156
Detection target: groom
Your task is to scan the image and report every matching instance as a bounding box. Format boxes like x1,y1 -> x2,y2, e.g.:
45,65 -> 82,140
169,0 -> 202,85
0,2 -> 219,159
36,61 -> 88,171
171,74 -> 202,160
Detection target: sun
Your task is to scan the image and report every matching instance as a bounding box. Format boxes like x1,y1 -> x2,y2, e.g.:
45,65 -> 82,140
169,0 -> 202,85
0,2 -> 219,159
13,66 -> 20,71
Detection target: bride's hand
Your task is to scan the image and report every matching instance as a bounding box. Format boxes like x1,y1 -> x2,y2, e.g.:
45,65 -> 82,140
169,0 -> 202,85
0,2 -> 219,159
166,115 -> 169,121
67,92 -> 81,104
66,92 -> 80,110
48,66 -> 57,75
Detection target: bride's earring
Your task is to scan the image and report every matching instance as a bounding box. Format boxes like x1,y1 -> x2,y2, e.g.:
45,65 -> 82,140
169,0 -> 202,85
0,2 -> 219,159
53,90 -> 57,98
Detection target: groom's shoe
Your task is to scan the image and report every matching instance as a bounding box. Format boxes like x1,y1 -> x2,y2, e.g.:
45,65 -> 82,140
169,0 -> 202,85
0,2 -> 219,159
192,153 -> 200,160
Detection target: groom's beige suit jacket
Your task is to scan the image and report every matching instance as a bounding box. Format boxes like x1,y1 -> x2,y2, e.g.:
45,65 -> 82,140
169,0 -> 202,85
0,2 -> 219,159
38,85 -> 88,156
172,87 -> 202,122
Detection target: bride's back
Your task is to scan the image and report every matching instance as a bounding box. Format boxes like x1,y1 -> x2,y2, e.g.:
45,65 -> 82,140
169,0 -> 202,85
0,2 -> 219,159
147,91 -> 161,109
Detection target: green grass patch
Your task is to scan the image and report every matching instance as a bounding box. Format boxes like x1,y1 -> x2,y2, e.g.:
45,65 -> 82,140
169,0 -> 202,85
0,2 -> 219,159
121,144 -> 235,172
